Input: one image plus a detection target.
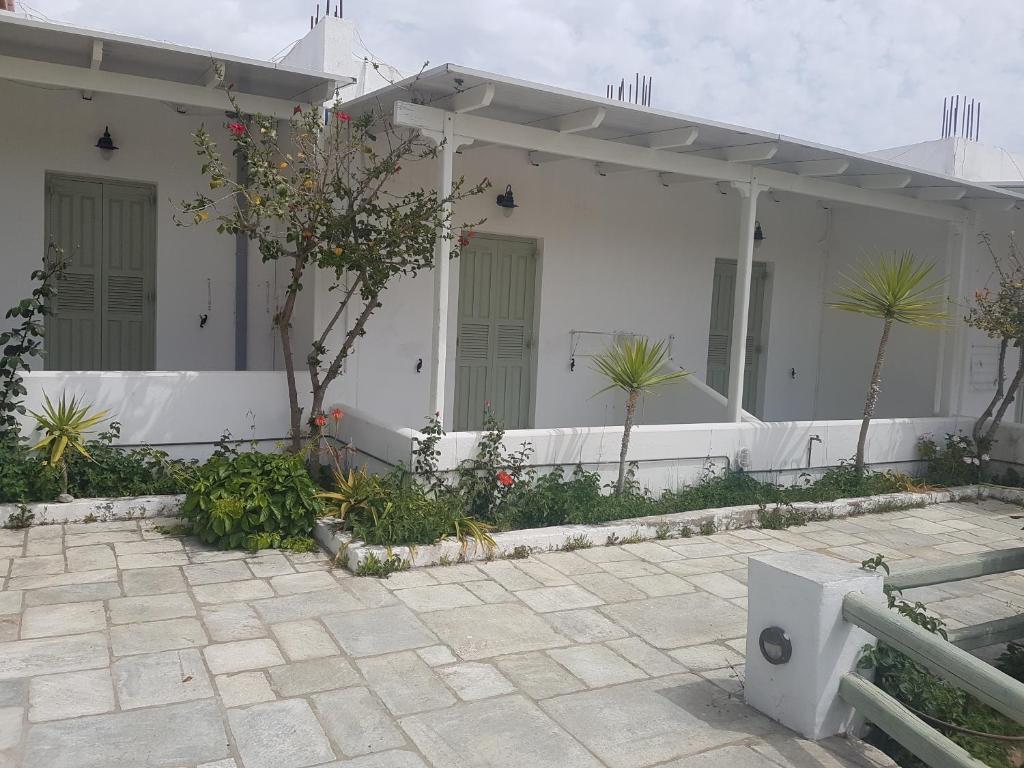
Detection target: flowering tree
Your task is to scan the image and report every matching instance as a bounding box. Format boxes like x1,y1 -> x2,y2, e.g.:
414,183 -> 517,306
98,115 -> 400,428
967,234 -> 1024,449
179,92 -> 488,461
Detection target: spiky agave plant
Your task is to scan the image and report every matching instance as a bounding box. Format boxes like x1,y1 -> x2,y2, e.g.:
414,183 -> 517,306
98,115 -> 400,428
29,392 -> 110,496
592,337 -> 689,494
829,251 -> 947,476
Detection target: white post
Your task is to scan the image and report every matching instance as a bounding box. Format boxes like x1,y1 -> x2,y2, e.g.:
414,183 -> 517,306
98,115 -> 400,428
936,217 -> 972,416
727,179 -> 761,422
745,552 -> 884,740
428,114 -> 456,422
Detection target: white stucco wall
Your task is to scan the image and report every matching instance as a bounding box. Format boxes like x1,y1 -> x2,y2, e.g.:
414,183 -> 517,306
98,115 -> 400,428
0,79 -> 284,371
316,143 -> 962,432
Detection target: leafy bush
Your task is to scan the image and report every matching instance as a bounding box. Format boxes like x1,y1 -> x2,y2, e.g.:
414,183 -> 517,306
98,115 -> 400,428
0,434 -> 59,502
182,450 -> 323,550
917,431 -> 987,486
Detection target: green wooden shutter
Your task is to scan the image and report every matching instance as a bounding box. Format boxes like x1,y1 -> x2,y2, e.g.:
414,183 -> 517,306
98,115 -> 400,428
454,236 -> 537,431
705,259 -> 769,416
102,183 -> 155,370
46,178 -> 103,370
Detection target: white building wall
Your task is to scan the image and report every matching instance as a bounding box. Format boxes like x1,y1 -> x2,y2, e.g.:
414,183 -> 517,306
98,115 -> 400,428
0,79 -> 283,371
318,144 -> 955,432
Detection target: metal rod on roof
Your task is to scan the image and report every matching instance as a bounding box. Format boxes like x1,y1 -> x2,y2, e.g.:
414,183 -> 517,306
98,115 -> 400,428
942,97 -> 947,138
953,95 -> 959,137
648,77 -> 652,106
635,73 -> 640,104
315,3 -> 319,23
976,102 -> 981,141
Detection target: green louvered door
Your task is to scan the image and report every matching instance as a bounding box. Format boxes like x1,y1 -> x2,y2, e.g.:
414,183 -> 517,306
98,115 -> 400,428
454,236 -> 537,431
705,258 -> 769,417
46,176 -> 155,370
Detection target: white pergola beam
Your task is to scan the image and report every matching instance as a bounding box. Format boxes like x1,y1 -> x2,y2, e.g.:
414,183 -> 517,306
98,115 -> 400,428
641,126 -> 699,149
532,106 -> 606,134
792,159 -> 849,177
914,187 -> 967,201
204,60 -> 226,89
853,174 -> 913,189
0,54 -> 313,120
82,39 -> 103,99
441,82 -> 495,114
394,102 -> 971,222
658,172 -> 706,186
594,162 -> 643,176
723,143 -> 778,163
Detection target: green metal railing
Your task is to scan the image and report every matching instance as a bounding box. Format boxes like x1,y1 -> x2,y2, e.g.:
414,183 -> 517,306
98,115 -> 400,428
838,548 -> 1024,768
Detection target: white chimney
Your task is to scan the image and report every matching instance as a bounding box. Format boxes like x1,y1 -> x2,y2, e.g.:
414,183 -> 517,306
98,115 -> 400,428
281,16 -> 358,83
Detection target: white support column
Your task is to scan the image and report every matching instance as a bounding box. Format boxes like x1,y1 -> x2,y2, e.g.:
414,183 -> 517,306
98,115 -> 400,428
421,115 -> 473,424
936,217 -> 972,416
727,179 -> 761,422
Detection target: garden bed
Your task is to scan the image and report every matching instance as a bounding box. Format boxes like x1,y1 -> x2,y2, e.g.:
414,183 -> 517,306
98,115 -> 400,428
0,494 -> 184,527
316,484 -> 1024,573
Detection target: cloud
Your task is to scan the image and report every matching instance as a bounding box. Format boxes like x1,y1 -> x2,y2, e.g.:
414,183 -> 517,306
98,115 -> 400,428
22,0 -> 1024,153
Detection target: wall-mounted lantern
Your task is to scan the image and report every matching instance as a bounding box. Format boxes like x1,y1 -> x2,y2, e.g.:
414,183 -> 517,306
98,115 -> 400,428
753,220 -> 765,246
496,184 -> 518,212
96,126 -> 119,153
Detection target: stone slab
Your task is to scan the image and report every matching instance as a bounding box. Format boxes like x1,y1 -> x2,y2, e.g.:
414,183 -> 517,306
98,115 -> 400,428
110,617 -> 209,656
204,639 -> 285,674
420,604 -> 569,660
227,699 -> 335,768
323,605 -> 437,657
356,651 -> 455,715
600,593 -> 747,649
311,687 -> 406,756
111,648 -> 214,709
268,656 -> 361,697
0,633 -> 108,680
21,600 -> 106,638
28,668 -> 114,722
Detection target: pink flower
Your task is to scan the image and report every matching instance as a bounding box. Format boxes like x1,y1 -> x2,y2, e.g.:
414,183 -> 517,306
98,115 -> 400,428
336,111 -> 351,122
330,407 -> 343,422
496,470 -> 513,488
314,414 -> 327,427
228,122 -> 245,137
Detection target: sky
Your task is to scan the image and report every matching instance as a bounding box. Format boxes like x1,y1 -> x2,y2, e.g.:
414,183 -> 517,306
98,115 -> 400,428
21,0 -> 1024,154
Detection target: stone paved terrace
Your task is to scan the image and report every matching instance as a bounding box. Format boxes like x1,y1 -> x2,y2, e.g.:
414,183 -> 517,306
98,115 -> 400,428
0,500 -> 1022,768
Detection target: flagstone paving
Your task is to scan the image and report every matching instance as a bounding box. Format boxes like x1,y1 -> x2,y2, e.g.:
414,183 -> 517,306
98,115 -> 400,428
0,498 -> 1021,767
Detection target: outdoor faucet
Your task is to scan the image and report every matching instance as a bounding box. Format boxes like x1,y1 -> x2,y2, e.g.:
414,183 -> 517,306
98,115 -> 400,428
807,434 -> 822,468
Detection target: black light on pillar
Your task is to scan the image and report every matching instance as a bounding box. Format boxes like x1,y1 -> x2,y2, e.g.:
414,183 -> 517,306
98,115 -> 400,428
496,184 -> 518,211
96,126 -> 119,152
753,220 -> 765,246
758,626 -> 792,665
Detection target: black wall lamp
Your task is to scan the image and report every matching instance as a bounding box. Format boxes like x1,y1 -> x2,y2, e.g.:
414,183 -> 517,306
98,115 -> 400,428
496,185 -> 518,210
753,220 -> 765,243
758,626 -> 792,665
96,126 -> 118,152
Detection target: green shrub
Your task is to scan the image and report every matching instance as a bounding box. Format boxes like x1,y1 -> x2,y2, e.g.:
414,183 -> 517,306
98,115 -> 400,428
65,424 -> 189,498
182,450 -> 323,550
0,434 -> 59,503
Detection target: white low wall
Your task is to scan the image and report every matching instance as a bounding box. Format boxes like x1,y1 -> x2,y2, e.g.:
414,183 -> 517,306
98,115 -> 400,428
18,371 -> 299,459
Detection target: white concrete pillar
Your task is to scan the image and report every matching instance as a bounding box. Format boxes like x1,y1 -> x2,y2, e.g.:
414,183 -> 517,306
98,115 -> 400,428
727,180 -> 761,422
936,216 -> 973,416
744,551 -> 884,740
428,114 -> 457,422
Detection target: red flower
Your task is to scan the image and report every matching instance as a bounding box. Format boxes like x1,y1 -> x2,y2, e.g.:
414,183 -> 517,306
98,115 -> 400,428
496,470 -> 514,488
228,122 -> 245,137
458,236 -> 470,247
466,230 -> 477,239
314,414 -> 327,427
330,407 -> 343,422
336,111 -> 351,122
293,105 -> 302,115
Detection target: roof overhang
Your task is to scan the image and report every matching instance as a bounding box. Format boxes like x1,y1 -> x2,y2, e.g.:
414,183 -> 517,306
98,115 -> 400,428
345,64 -> 1024,223
0,13 -> 354,119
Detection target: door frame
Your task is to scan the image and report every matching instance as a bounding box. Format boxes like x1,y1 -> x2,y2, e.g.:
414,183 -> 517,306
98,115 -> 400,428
707,257 -> 773,418
449,231 -> 543,431
44,171 -> 158,371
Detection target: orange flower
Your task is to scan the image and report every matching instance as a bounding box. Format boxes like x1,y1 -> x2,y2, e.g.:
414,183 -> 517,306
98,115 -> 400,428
496,470 -> 513,487
314,414 -> 327,427
330,407 -> 343,422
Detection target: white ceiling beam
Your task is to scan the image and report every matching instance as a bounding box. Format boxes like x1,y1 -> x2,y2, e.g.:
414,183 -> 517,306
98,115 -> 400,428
722,143 -> 778,163
594,163 -> 643,176
658,172 -> 708,186
638,126 -> 699,149
81,39 -> 103,100
852,174 -> 913,189
438,82 -> 495,114
792,158 -> 849,177
204,60 -> 226,89
1,54 -> 308,120
913,187 -> 967,201
393,102 -> 971,222
531,106 -> 606,134
963,198 -> 1017,212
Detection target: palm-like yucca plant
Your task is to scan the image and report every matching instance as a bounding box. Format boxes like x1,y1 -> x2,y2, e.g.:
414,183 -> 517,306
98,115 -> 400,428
829,251 -> 947,475
593,337 -> 689,494
29,392 -> 110,496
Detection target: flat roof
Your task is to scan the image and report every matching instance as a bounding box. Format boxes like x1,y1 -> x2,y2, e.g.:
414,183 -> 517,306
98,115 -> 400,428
345,64 -> 1024,207
0,13 -> 351,103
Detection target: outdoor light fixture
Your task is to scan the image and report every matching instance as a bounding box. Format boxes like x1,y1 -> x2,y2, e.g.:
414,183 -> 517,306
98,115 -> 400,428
753,221 -> 765,242
496,185 -> 518,209
96,126 -> 119,152
758,626 -> 792,665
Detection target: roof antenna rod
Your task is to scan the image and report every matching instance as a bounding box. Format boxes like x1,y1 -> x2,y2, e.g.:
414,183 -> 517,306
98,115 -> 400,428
941,97 -> 947,138
975,101 -> 981,142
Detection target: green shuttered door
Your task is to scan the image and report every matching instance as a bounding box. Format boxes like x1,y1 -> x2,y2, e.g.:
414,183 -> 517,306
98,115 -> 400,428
454,236 -> 537,431
45,176 -> 155,371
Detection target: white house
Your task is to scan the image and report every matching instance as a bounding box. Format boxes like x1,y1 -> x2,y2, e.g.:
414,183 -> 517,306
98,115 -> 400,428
3,9 -> 1023,488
